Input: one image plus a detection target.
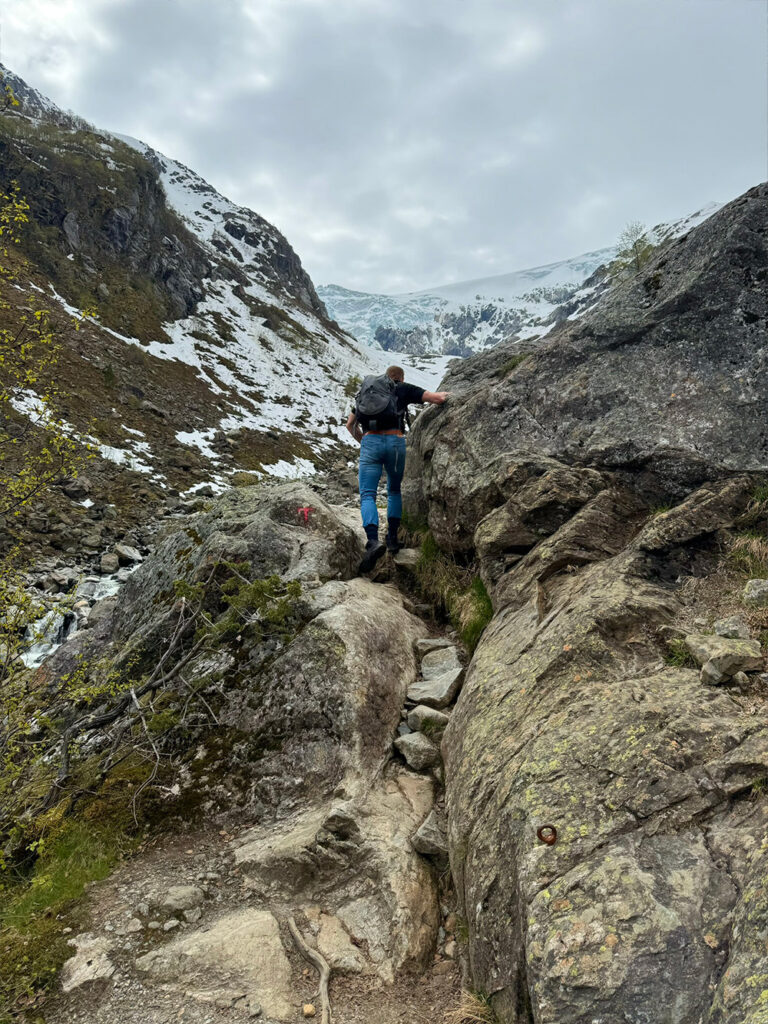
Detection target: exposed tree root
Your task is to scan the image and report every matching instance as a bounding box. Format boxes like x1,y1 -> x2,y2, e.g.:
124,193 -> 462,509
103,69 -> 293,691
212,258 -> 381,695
287,915 -> 333,1024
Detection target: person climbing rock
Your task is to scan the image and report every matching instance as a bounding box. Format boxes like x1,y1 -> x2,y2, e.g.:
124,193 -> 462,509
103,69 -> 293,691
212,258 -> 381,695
346,366 -> 449,572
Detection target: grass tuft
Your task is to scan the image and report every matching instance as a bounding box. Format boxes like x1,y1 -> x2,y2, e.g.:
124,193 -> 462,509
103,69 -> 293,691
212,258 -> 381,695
415,533 -> 493,652
739,483 -> 768,528
728,533 -> 768,578
664,636 -> 696,668
443,990 -> 498,1024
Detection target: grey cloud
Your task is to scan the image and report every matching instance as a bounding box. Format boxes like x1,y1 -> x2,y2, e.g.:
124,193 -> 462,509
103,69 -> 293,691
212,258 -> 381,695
7,0 -> 766,292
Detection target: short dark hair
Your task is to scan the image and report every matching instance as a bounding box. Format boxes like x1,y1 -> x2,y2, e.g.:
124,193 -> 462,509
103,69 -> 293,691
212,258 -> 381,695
386,365 -> 405,381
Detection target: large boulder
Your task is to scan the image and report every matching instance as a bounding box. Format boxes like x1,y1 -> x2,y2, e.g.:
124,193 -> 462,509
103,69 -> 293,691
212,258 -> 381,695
443,483 -> 768,1023
399,184 -> 768,1024
114,480 -> 364,642
405,184 -> 768,551
222,576 -> 425,811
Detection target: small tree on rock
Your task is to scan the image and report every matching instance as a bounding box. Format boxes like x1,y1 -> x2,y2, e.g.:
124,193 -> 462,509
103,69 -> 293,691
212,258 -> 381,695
614,220 -> 654,273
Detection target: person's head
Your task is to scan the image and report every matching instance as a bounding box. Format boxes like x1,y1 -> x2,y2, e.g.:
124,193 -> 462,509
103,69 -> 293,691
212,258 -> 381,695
386,365 -> 405,383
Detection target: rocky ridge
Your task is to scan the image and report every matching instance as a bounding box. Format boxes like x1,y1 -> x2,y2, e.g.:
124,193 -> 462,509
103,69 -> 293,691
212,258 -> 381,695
319,203 -> 720,358
403,181 -> 768,1023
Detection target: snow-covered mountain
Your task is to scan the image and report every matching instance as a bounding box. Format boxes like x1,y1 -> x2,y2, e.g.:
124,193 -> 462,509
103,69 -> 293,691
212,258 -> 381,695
0,65 -> 451,500
320,205 -> 721,357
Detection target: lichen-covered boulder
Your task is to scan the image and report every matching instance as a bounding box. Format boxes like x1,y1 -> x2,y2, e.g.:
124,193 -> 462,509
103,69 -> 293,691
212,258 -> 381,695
441,481 -> 768,1023
114,480 -> 364,642
684,634 -> 763,680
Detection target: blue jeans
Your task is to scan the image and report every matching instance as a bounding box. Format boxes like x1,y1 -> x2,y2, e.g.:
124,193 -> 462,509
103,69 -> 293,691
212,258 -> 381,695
358,433 -> 406,530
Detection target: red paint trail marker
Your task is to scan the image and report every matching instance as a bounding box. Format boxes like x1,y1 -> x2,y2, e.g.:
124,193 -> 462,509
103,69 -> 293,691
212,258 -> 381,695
298,506 -> 314,524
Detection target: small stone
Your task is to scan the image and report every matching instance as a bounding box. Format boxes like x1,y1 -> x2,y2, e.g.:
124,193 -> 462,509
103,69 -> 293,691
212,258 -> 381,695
137,902 -> 150,917
743,579 -> 768,607
303,1004 -> 316,1018
100,552 -> 120,575
125,918 -> 143,933
407,666 -> 464,709
185,906 -> 202,923
407,705 -> 450,738
415,637 -> 455,656
421,646 -> 461,679
393,548 -> 419,569
714,615 -> 751,640
411,809 -> 448,859
394,732 -> 441,771
163,919 -> 180,931
684,634 -> 763,678
397,722 -> 412,737
700,661 -> 726,686
162,884 -> 204,912
148,920 -> 162,930
444,939 -> 457,959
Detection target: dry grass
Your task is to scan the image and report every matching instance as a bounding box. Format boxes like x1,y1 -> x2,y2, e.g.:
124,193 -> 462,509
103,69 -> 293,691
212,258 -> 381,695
443,991 -> 497,1024
728,534 -> 768,578
738,485 -> 768,528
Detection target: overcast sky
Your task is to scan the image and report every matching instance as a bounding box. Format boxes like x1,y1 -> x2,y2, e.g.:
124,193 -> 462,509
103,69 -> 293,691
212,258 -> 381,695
4,0 -> 767,293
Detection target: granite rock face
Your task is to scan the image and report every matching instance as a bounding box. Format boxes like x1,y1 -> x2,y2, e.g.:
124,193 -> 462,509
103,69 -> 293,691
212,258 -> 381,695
403,185 -> 768,1024
405,184 -> 768,553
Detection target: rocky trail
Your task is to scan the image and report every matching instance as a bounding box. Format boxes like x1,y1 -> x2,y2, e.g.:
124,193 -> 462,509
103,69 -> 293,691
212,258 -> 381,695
38,476 -> 466,1024
5,184 -> 768,1024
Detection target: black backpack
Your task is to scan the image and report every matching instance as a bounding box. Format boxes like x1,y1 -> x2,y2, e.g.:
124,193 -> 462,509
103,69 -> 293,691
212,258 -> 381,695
354,374 -> 398,430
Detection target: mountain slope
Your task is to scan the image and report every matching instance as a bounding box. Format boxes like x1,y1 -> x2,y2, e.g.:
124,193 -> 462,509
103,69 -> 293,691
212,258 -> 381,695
0,65 -> 449,523
320,205 -> 721,356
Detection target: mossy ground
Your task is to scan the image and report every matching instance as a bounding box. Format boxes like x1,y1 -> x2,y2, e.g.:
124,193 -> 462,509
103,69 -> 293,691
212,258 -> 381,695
410,531 -> 493,652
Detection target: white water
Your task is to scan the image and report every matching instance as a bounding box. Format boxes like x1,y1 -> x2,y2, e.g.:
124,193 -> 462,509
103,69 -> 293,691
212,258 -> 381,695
21,570 -> 134,669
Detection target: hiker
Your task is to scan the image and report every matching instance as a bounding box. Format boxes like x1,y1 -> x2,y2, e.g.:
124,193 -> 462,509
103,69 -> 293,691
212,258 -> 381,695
346,365 -> 449,572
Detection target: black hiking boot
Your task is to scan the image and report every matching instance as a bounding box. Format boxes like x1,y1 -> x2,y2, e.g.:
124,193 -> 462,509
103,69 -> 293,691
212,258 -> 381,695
359,538 -> 387,574
386,517 -> 401,554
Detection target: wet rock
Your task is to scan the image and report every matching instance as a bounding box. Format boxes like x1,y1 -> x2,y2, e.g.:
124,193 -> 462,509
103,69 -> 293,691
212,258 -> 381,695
114,542 -> 143,565
86,596 -> 117,629
100,552 -> 120,574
